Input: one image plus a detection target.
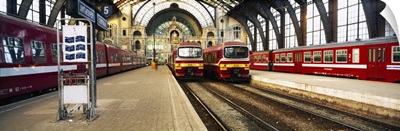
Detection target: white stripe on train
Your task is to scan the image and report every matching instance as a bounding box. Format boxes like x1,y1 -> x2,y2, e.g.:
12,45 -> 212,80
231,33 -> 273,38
302,64 -> 367,69
0,65 -> 77,77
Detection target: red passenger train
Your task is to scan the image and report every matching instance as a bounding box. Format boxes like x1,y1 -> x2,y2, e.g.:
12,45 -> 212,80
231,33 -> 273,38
203,41 -> 251,81
250,36 -> 400,82
167,42 -> 203,79
0,14 -> 146,102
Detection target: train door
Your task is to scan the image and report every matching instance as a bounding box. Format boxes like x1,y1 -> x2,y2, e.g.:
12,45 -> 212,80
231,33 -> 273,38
294,52 -> 302,73
267,51 -> 273,71
367,47 -> 386,79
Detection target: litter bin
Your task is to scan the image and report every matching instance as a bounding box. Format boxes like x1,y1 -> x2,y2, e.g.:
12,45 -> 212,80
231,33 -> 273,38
151,61 -> 157,69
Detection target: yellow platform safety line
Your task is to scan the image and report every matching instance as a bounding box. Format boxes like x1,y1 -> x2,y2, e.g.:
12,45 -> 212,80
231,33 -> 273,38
220,64 -> 250,70
175,63 -> 204,70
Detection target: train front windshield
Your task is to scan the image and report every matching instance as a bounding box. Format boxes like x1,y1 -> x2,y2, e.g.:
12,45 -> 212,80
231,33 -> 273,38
224,46 -> 249,58
178,47 -> 202,58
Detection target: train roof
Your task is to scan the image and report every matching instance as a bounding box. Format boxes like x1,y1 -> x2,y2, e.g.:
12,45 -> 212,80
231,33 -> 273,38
204,41 -> 248,52
177,42 -> 202,47
0,13 -> 57,33
252,50 -> 271,55
273,36 -> 398,53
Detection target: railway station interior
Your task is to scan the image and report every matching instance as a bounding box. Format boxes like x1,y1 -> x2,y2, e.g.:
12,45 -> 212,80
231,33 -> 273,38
0,0 -> 400,130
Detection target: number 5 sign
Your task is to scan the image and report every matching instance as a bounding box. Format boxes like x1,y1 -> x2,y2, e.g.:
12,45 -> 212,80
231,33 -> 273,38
101,5 -> 112,18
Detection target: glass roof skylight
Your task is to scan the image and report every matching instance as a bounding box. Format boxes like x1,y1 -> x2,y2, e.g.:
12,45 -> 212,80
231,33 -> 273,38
133,0 -> 214,28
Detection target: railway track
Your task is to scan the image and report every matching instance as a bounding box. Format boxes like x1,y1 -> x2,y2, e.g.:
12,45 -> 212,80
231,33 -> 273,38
178,80 -> 228,131
198,82 -> 279,130
179,79 -> 400,130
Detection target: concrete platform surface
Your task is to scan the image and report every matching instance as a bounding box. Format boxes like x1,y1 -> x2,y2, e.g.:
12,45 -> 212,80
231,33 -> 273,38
0,66 -> 206,131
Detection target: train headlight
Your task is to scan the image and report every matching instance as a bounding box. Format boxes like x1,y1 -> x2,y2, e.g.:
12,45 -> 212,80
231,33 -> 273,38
180,63 -> 185,67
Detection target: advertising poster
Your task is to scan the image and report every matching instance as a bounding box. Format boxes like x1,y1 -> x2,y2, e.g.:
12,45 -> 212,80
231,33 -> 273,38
62,25 -> 88,62
381,0 -> 400,45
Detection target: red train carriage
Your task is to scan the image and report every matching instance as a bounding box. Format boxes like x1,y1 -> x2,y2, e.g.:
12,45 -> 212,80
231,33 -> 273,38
95,42 -> 108,77
168,42 -> 203,78
0,14 -> 146,101
203,41 -> 250,81
105,44 -> 123,75
250,50 -> 273,71
0,14 -> 85,100
251,36 -> 400,82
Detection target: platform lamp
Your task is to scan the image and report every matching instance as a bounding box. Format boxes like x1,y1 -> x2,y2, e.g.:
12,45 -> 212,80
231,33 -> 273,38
221,18 -> 224,43
152,2 -> 157,69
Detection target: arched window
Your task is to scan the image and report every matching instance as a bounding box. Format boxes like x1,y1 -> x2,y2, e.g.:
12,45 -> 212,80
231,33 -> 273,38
135,40 -> 141,50
133,31 -> 142,37
207,41 -> 213,47
207,32 -> 214,37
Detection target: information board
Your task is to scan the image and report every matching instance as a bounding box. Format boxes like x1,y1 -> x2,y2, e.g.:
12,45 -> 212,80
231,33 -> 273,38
62,25 -> 88,62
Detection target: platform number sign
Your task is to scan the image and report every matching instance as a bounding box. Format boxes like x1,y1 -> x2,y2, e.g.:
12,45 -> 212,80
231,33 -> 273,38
101,5 -> 112,18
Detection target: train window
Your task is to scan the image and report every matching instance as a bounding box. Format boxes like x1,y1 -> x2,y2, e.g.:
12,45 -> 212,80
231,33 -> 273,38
115,53 -> 119,62
224,46 -> 248,58
368,49 -> 372,62
275,54 -> 280,62
51,44 -> 63,63
128,56 -> 132,62
382,48 -> 385,62
212,53 -> 216,63
287,53 -> 293,62
94,52 -> 98,62
110,53 -> 114,62
324,50 -> 333,63
393,46 -> 400,62
3,37 -> 25,63
178,47 -> 202,58
262,55 -> 267,63
0,38 -> 3,63
352,48 -> 359,63
280,54 -> 286,62
372,49 -> 376,62
336,49 -> 347,63
313,51 -> 321,63
31,41 -> 46,63
304,52 -> 311,62
100,51 -> 104,62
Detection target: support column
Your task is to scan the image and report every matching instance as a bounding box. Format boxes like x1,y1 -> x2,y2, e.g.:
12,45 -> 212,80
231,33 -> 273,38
300,3 -> 307,46
7,0 -> 18,15
254,24 -> 257,51
280,12 -> 285,49
329,0 -> 338,42
39,0 -> 46,25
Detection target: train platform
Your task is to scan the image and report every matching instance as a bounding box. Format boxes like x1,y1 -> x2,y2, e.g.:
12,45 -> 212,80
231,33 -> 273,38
0,66 -> 206,131
250,70 -> 400,118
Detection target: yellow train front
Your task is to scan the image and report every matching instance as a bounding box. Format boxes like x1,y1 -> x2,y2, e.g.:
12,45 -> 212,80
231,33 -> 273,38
203,41 -> 250,82
168,42 -> 204,79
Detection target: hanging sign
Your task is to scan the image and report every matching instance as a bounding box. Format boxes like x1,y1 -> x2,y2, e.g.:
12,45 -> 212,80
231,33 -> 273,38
63,25 -> 88,62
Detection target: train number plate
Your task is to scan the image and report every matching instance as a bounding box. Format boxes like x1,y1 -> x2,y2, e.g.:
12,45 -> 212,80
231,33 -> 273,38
234,64 -> 239,67
188,64 -> 192,66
